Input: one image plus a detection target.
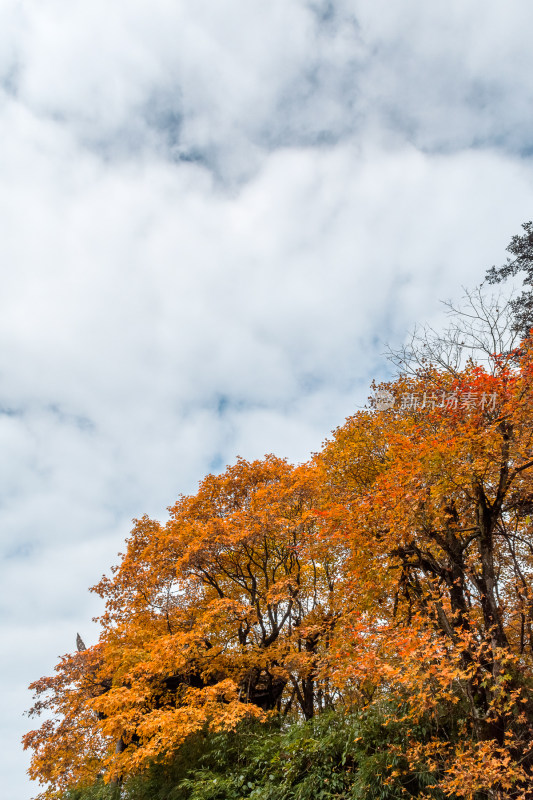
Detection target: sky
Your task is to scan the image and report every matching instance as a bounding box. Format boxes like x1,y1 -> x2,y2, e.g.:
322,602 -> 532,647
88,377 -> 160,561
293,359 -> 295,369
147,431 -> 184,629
2,2 -> 533,798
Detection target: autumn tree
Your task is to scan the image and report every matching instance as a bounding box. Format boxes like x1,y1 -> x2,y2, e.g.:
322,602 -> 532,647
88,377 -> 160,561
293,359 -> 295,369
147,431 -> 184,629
317,344 -> 533,798
24,456 -> 343,797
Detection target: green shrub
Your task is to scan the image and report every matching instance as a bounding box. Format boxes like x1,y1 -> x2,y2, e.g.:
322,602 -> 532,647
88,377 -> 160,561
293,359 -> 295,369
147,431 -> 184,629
62,703 -> 452,800
116,704 -> 446,800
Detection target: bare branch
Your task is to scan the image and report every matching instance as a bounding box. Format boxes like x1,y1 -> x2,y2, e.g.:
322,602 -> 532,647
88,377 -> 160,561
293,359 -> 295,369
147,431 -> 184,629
384,285 -> 520,376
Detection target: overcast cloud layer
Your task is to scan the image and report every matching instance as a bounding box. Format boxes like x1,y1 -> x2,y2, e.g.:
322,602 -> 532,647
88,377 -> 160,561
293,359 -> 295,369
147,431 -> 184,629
2,2 -> 533,797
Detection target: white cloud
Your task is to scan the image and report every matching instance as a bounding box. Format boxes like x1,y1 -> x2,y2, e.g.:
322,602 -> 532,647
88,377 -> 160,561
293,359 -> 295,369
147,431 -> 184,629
2,2 -> 533,798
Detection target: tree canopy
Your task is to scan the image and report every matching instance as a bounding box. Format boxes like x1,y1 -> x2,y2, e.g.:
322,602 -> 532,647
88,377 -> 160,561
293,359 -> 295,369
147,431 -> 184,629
24,234 -> 533,799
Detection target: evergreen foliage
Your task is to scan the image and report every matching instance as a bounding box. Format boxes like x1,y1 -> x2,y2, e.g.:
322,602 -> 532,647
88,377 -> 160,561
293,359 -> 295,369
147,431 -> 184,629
64,706 -> 446,800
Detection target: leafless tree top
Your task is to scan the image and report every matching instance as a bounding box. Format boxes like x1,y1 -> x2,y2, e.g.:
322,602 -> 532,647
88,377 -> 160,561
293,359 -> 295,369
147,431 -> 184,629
385,285 -> 520,377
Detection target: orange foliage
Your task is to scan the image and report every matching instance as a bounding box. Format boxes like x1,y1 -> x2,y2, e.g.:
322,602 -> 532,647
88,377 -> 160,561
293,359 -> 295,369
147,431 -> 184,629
25,456 -> 344,795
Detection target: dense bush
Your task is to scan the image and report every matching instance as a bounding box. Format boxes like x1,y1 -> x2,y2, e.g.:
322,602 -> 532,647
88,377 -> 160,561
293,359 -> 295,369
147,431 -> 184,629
64,705 -> 446,800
